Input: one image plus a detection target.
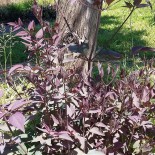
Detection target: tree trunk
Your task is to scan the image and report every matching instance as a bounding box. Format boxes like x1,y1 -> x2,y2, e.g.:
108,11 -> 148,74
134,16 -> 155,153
56,0 -> 101,73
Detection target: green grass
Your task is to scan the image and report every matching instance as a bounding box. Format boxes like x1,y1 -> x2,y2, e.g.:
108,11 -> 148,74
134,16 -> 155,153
0,29 -> 28,68
0,0 -> 33,22
0,0 -> 55,66
0,0 -> 55,22
98,0 -> 155,59
0,38 -> 27,65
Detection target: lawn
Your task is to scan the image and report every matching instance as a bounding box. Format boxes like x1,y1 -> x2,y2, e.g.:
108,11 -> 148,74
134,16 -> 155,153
98,0 -> 155,59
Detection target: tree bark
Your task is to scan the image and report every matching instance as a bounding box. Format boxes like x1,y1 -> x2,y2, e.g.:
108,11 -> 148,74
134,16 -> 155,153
56,0 -> 101,73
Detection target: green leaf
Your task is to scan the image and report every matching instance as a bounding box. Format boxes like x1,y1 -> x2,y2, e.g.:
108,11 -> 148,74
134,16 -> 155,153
17,143 -> 27,155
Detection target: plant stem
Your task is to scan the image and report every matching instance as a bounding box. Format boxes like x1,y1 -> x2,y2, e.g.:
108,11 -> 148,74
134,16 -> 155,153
9,32 -> 13,67
106,7 -> 135,47
3,44 -> 7,81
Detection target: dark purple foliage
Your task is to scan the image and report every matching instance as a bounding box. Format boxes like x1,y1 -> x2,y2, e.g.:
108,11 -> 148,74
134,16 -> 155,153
0,0 -> 155,154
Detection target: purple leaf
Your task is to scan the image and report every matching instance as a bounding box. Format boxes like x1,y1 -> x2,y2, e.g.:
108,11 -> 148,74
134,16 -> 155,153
37,127 -> 51,134
28,20 -> 35,31
0,111 -> 6,119
142,87 -> 150,103
67,104 -> 75,117
95,122 -> 109,130
8,112 -> 25,133
12,26 -> 21,32
15,31 -> 28,37
18,18 -> 23,26
55,78 -> 61,88
51,114 -> 59,125
133,0 -> 142,6
53,94 -> 64,100
36,28 -> 44,39
8,64 -> 23,75
54,32 -> 62,46
106,0 -> 115,6
37,124 -> 57,135
105,107 -> 115,112
8,99 -> 29,111
22,42 -> 31,47
89,109 -> 101,114
128,115 -> 139,124
132,46 -> 155,55
141,121 -> 152,128
7,22 -> 17,27
20,36 -> 32,43
89,127 -> 104,136
59,133 -> 73,142
136,3 -> 150,8
105,92 -> 117,99
132,92 -> 140,108
12,136 -> 21,143
0,144 -> 6,154
59,131 -> 70,134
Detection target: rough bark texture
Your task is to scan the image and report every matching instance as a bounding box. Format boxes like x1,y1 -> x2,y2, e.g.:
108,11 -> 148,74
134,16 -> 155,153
56,0 -> 101,73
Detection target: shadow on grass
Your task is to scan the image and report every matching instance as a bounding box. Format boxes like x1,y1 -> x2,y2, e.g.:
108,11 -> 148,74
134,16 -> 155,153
0,0 -> 32,23
0,0 -> 56,23
98,15 -> 155,59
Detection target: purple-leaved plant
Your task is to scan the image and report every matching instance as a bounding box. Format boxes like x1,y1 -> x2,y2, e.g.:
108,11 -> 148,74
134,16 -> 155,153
0,0 -> 155,155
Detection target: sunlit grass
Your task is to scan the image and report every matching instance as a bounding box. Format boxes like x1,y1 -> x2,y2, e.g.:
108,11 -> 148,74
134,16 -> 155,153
98,0 -> 155,58
0,0 -> 54,6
